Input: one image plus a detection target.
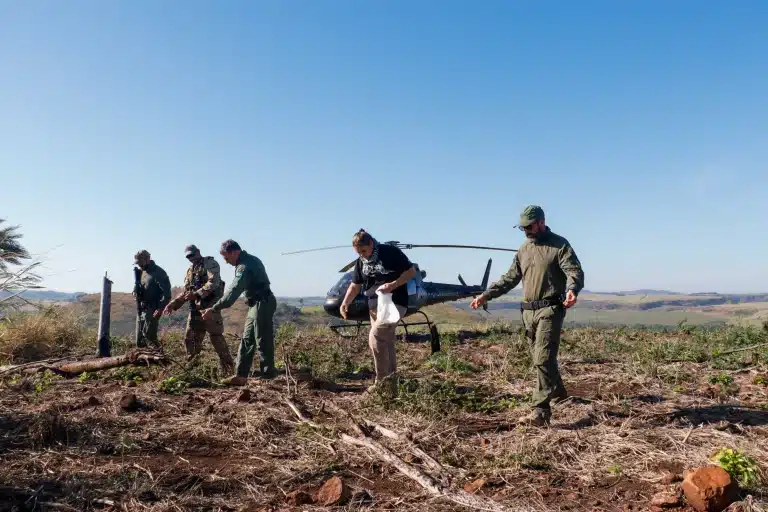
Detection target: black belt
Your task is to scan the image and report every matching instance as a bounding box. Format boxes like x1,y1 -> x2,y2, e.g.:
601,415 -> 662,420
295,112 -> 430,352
246,288 -> 273,306
520,297 -> 562,311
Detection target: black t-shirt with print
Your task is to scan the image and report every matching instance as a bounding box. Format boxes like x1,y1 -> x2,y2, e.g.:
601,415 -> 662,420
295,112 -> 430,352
352,244 -> 412,309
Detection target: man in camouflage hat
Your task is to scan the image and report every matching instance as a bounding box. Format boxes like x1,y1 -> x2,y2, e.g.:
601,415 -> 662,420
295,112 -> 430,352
133,250 -> 172,348
162,244 -> 235,375
471,205 -> 584,426
201,239 -> 277,386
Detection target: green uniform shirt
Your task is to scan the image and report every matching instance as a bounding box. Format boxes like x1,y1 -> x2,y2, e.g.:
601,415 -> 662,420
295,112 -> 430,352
211,251 -> 271,312
481,228 -> 584,302
138,261 -> 172,311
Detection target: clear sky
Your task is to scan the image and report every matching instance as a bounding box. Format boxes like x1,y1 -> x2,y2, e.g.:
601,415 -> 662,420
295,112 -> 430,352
2,1 -> 767,297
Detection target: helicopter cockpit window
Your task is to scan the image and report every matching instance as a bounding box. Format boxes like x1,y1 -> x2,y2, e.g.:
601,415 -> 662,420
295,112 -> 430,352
328,272 -> 355,296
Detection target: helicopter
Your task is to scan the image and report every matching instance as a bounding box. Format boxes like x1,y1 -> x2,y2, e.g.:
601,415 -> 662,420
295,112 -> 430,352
281,241 -> 518,353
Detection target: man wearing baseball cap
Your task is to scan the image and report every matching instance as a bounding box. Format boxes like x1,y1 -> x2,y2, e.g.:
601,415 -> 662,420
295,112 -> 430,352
471,205 -> 584,426
163,244 -> 235,375
133,249 -> 172,348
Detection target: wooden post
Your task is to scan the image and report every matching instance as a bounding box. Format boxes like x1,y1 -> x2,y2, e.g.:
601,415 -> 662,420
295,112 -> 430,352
97,271 -> 113,357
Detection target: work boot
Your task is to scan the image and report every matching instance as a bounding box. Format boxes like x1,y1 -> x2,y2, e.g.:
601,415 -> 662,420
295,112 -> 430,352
259,367 -> 278,380
517,407 -> 551,427
221,375 -> 248,386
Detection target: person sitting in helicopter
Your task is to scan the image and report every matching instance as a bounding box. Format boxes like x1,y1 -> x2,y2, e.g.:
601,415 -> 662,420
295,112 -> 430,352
340,229 -> 417,397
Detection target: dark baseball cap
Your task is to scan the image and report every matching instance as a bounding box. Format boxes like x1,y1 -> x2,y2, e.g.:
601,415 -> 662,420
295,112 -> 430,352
518,205 -> 544,228
184,244 -> 199,257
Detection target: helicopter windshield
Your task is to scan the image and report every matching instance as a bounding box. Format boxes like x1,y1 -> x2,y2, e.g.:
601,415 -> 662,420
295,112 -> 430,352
328,271 -> 355,298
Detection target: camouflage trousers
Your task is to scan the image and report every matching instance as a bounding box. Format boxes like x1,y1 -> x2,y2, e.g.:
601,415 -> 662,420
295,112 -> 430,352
521,305 -> 567,409
136,310 -> 160,348
185,311 -> 235,375
236,293 -> 277,378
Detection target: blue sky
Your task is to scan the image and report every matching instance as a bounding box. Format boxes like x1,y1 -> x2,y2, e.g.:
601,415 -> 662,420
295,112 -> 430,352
2,1 -> 767,296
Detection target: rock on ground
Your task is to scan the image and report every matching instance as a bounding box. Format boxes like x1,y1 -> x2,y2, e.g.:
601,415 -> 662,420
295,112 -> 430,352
681,465 -> 739,512
313,476 -> 350,506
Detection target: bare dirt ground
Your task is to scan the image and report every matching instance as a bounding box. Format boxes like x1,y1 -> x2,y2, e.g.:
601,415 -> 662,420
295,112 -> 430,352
1,319 -> 767,512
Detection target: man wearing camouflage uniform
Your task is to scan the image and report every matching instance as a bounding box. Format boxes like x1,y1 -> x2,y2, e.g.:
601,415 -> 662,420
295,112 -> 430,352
133,250 -> 172,348
471,205 -> 584,426
201,239 -> 277,386
162,244 -> 235,375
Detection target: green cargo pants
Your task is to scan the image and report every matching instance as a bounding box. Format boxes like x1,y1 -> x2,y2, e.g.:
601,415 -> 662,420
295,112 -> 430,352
235,293 -> 277,378
521,305 -> 567,409
136,310 -> 160,348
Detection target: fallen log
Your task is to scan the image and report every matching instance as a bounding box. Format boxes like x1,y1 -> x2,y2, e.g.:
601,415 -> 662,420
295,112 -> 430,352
0,349 -> 168,378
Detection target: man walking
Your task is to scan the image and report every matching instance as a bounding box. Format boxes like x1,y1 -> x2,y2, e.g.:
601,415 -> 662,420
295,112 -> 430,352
340,229 -> 417,397
163,244 -> 235,375
471,206 -> 584,426
201,240 -> 276,386
133,250 -> 172,348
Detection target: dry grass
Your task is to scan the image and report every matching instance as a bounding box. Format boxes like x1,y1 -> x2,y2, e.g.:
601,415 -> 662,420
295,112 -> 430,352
0,313 -> 767,511
0,306 -> 89,364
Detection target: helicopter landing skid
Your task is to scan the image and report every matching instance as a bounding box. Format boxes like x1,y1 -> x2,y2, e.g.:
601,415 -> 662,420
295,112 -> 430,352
328,320 -> 363,339
327,311 -> 440,354
398,310 -> 440,354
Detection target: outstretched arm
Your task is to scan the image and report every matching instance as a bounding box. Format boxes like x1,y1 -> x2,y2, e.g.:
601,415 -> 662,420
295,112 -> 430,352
210,266 -> 246,312
471,255 -> 522,310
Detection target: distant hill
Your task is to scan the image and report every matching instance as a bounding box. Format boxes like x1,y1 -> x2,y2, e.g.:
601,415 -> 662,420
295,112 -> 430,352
0,290 -> 85,302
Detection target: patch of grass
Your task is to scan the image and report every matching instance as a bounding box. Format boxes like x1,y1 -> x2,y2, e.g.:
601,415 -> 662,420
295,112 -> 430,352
708,373 -> 734,386
423,352 -> 481,374
157,375 -> 188,395
281,340 -> 358,380
367,377 -> 520,417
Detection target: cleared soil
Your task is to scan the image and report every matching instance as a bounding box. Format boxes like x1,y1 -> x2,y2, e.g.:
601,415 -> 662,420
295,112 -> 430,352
1,321 -> 767,511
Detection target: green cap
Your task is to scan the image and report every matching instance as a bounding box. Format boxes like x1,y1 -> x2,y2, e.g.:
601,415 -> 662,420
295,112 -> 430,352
518,205 -> 544,227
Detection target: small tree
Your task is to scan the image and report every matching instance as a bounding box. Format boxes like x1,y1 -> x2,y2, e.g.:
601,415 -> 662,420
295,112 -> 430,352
0,219 -> 42,297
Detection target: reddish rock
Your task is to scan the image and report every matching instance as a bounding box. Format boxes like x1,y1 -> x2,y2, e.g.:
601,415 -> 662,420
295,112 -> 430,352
681,466 -> 739,512
285,490 -> 312,505
463,478 -> 487,493
313,476 -> 350,506
650,488 -> 682,508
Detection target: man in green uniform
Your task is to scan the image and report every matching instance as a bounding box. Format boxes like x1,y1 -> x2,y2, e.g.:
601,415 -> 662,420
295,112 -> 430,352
162,244 -> 235,375
471,205 -> 584,426
133,250 -> 172,348
201,239 -> 277,386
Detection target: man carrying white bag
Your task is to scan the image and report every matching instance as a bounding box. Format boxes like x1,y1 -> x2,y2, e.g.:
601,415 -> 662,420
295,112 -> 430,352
340,229 -> 417,398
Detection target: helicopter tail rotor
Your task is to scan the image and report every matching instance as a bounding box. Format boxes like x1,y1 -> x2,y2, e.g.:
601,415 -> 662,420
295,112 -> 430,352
481,258 -> 492,290
481,258 -> 492,313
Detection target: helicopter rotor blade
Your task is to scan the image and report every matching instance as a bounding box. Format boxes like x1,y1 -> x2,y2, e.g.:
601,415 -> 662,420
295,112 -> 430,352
397,244 -> 517,252
339,259 -> 357,273
281,245 -> 349,255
